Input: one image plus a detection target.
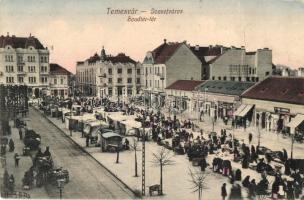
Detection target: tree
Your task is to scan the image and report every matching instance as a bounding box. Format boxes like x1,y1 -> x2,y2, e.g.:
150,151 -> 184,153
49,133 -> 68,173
3,169 -> 9,192
130,138 -> 140,177
151,147 -> 175,195
188,168 -> 208,200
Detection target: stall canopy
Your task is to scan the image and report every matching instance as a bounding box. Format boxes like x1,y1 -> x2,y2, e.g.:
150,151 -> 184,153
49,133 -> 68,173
287,114 -> 304,129
101,132 -> 122,139
234,104 -> 254,117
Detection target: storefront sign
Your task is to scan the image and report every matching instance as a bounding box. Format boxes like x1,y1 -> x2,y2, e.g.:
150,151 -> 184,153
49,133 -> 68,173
274,107 -> 290,114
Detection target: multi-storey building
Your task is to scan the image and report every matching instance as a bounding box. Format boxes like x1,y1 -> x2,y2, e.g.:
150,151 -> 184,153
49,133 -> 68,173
198,46 -> 272,82
0,33 -> 50,97
142,39 -> 201,94
76,47 -> 141,99
49,63 -> 72,98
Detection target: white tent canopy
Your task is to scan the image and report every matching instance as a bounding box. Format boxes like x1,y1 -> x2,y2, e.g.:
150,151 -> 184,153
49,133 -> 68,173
286,114 -> 304,134
234,104 -> 253,117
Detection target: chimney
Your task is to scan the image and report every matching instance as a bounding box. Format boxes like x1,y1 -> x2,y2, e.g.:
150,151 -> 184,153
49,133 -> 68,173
209,45 -> 212,50
164,39 -> 167,44
7,32 -> 9,36
195,45 -> 199,51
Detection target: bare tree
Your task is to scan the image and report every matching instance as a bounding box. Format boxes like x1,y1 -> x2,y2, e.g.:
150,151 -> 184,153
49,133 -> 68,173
151,147 -> 175,195
130,138 -> 140,177
188,168 -> 208,200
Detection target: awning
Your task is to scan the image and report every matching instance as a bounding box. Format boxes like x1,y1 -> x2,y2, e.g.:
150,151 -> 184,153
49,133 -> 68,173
233,104 -> 246,116
286,114 -> 304,129
234,104 -> 253,117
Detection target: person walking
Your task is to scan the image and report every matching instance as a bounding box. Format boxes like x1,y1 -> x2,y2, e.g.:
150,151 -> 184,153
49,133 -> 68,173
248,133 -> 253,144
9,139 -> 15,152
14,153 -> 20,167
19,128 -> 23,140
221,183 -> 227,200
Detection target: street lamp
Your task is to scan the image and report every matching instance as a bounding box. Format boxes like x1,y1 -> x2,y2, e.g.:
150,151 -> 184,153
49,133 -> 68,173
291,132 -> 295,160
57,179 -> 65,199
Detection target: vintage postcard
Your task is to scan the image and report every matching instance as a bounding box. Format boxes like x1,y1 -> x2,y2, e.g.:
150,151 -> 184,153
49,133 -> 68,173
0,0 -> 304,199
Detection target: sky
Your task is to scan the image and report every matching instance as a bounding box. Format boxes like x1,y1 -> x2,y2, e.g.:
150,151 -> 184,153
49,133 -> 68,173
1,0 -> 304,73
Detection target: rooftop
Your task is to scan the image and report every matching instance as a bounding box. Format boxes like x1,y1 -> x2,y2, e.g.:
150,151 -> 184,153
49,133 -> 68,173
197,80 -> 255,96
0,34 -> 45,49
165,80 -> 205,91
147,39 -> 182,64
241,76 -> 304,105
50,63 -> 73,75
79,51 -> 136,65
190,45 -> 224,64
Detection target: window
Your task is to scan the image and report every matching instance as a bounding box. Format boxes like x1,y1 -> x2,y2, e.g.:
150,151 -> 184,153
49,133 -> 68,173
60,79 -> 63,84
29,77 -> 36,83
212,76 -> 215,80
150,80 -> 152,87
136,78 -> 140,84
251,77 -> 255,82
41,66 -> 47,73
6,77 -> 14,83
117,68 -> 122,74
108,88 -> 112,96
27,56 -> 35,62
54,78 -> 57,84
137,69 -> 140,75
127,88 -> 132,95
117,78 -> 122,83
256,77 -> 259,82
265,71 -> 270,76
41,77 -> 47,83
18,77 -> 24,83
150,67 -> 152,74
238,77 -> 242,82
5,66 -> 14,72
231,77 -> 235,81
127,69 -> 132,74
18,56 -> 23,63
18,66 -> 23,72
218,77 -> 221,80
108,78 -> 112,83
127,78 -> 132,83
145,67 -> 148,75
108,68 -> 112,75
223,76 -> 227,81
5,55 -> 13,62
146,80 -> 148,87
246,77 -> 250,82
28,66 -> 35,73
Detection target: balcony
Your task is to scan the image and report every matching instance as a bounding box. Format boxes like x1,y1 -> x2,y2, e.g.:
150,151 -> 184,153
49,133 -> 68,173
17,71 -> 26,76
17,61 -> 25,65
156,73 -> 165,80
99,73 -> 107,78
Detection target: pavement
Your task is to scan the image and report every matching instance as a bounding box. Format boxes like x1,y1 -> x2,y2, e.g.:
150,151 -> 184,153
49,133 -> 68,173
26,107 -> 135,199
0,119 -> 49,198
30,104 -> 304,200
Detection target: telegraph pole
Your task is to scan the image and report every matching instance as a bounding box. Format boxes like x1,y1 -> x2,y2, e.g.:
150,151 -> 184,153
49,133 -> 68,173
141,116 -> 146,196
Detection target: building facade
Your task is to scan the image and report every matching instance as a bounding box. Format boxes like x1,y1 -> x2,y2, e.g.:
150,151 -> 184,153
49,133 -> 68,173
76,47 -> 141,100
196,80 -> 255,121
142,39 -> 201,93
165,80 -> 205,119
241,77 -> 304,134
0,34 -> 50,97
49,63 -> 72,99
202,47 -> 272,82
